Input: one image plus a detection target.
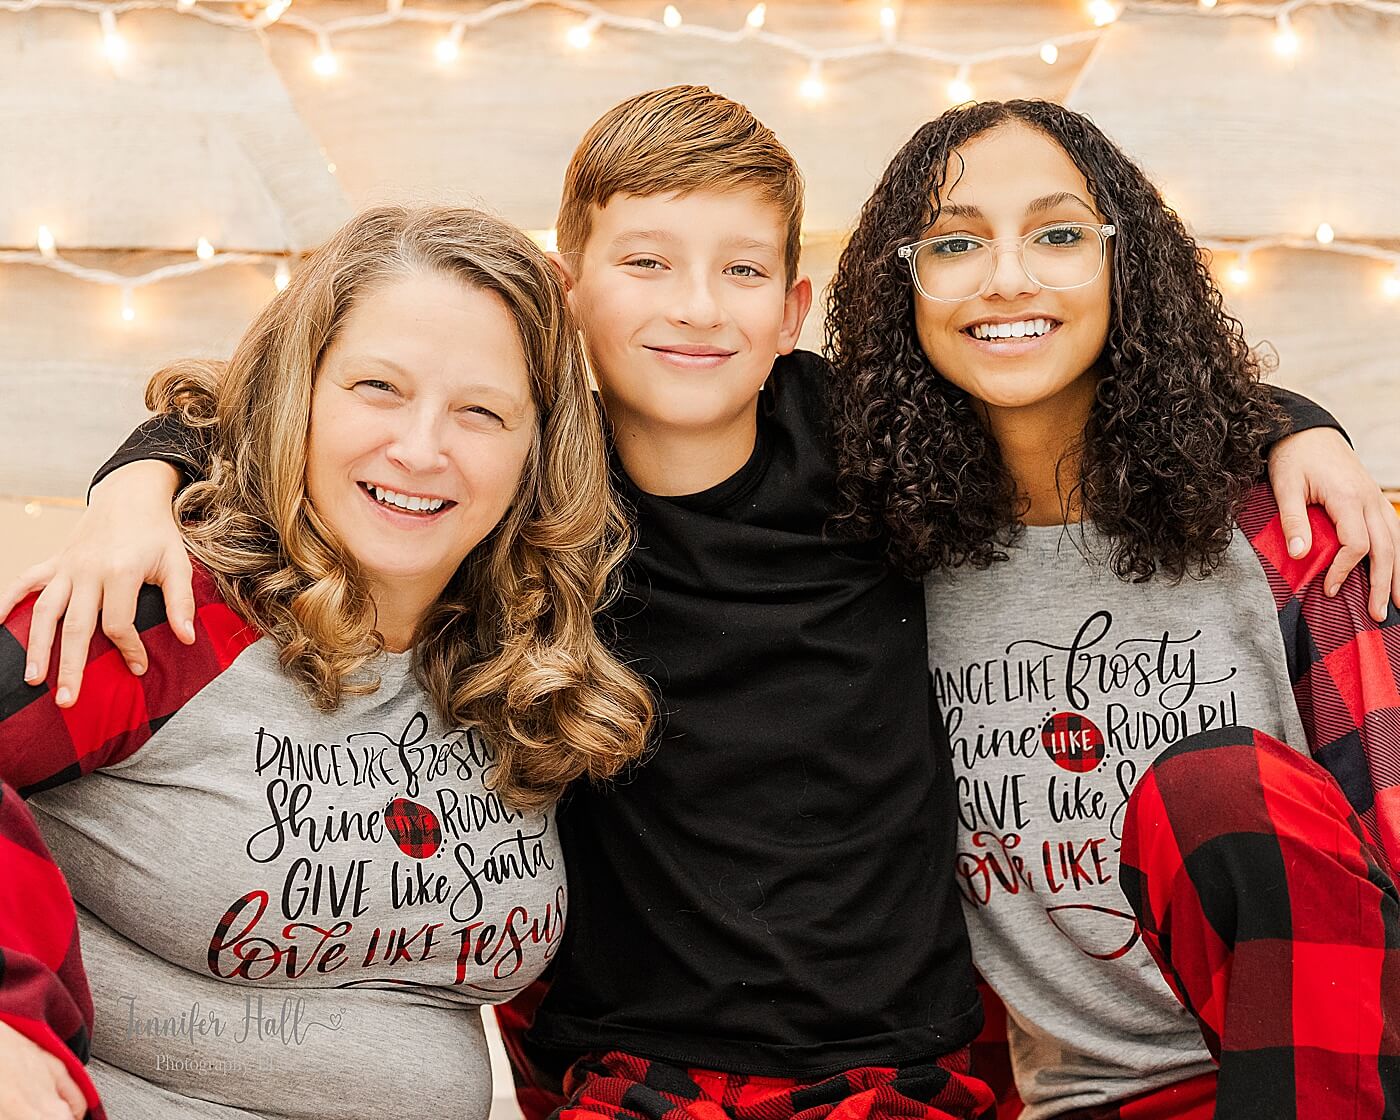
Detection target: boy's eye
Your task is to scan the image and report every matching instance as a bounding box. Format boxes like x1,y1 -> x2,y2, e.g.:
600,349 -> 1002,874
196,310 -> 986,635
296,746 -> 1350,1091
1034,224 -> 1087,247
726,264 -> 767,278
930,236 -> 983,256
623,257 -> 666,270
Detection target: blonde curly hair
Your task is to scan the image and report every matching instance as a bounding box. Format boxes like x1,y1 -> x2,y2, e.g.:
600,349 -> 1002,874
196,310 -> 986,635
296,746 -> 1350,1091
149,205 -> 653,811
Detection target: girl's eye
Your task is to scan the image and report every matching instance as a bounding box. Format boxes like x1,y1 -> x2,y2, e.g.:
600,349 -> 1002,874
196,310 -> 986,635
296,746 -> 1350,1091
930,237 -> 982,256
1036,225 -> 1086,247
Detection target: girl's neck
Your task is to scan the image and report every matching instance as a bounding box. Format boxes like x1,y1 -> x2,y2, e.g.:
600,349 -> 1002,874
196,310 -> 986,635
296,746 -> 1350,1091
979,375 -> 1096,527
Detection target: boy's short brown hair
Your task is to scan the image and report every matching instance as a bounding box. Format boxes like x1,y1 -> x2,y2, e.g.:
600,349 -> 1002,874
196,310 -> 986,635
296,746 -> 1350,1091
556,85 -> 805,285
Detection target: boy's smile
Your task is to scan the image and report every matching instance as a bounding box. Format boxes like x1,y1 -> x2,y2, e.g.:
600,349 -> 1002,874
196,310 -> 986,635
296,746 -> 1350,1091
555,188 -> 811,496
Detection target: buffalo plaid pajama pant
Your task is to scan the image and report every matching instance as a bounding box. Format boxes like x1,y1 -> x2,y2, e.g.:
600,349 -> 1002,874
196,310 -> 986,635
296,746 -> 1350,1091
499,726 -> 1398,1120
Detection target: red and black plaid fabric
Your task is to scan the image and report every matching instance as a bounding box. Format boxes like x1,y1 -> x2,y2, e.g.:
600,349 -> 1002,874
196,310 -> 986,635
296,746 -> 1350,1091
383,795 -> 444,858
1240,484 -> 1400,873
1120,726 -> 1400,1119
0,561 -> 258,796
0,781 -> 105,1120
553,1047 -> 996,1120
0,560 -> 257,1118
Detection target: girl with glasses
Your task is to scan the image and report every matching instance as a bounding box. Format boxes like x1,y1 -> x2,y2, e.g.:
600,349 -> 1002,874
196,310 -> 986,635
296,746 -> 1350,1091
827,100 -> 1399,1120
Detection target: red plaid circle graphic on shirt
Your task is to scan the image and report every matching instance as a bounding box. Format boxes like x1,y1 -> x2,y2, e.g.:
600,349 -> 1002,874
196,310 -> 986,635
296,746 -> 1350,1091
1041,712 -> 1105,772
383,797 -> 443,859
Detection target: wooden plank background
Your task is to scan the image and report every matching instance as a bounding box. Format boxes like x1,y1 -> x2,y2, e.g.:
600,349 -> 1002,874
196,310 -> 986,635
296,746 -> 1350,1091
2,0 -> 1397,585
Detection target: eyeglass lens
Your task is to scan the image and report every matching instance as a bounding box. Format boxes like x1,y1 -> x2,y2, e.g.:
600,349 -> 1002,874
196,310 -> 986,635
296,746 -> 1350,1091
911,224 -> 1107,301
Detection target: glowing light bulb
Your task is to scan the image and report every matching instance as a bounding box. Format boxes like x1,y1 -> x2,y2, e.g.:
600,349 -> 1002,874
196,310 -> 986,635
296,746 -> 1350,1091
1273,16 -> 1299,57
312,46 -> 338,76
120,289 -> 136,322
177,0 -> 196,10
566,20 -> 594,49
24,502 -> 41,519
879,5 -> 897,34
1198,0 -> 1217,8
274,260 -> 291,291
36,225 -> 56,259
99,11 -> 128,63
799,64 -> 825,102
1383,269 -> 1400,300
196,236 -> 215,261
1227,261 -> 1251,288
435,25 -> 465,63
663,5 -> 682,29
262,0 -> 291,23
746,3 -> 766,29
1314,222 -> 1334,245
1088,0 -> 1118,27
1040,42 -> 1059,65
947,69 -> 973,104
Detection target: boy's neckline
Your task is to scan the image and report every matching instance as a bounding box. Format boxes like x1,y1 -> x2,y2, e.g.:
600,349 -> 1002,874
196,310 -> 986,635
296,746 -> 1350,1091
615,417 -> 769,512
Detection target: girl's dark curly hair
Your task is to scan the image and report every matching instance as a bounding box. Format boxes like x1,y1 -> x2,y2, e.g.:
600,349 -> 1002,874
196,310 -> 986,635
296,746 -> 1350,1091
826,99 -> 1281,581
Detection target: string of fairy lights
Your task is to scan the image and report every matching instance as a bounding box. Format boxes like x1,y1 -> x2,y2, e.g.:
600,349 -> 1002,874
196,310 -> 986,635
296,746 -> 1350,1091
2,0 -> 1399,514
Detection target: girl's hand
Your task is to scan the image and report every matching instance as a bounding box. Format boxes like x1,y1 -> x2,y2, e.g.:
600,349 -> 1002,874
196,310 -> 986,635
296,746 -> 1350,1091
0,461 -> 192,706
0,1021 -> 87,1120
1267,427 -> 1400,621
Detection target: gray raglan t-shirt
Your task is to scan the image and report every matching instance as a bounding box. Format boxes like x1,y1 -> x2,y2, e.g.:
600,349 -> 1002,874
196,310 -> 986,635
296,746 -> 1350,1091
924,522 -> 1308,1119
28,627 -> 564,1120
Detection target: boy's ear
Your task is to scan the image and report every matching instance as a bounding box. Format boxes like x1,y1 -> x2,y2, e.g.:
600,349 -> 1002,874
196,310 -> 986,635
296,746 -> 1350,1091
776,275 -> 814,355
547,251 -> 577,293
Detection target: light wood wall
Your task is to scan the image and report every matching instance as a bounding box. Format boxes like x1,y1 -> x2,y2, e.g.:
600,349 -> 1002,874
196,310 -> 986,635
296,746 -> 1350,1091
3,0 -> 1398,585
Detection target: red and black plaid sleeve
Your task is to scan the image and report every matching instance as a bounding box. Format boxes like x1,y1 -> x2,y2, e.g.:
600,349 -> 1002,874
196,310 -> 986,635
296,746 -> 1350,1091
1239,482 -> 1400,873
0,780 -> 105,1118
0,559 -> 259,795
0,559 -> 257,1116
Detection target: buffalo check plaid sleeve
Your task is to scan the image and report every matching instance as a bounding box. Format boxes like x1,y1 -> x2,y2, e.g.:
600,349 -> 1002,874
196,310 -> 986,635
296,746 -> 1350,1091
0,560 -> 256,1116
0,780 -> 105,1119
0,560 -> 259,796
1239,482 -> 1400,874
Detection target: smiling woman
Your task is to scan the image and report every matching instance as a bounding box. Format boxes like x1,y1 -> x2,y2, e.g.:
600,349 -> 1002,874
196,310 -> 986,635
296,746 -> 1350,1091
0,205 -> 653,1120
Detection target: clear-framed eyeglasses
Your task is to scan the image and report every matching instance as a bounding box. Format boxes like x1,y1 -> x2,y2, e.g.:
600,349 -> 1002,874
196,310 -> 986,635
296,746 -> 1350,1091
896,222 -> 1117,303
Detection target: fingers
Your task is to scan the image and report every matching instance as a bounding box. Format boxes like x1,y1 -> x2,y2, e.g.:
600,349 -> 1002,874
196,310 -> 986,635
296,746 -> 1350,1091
99,572 -> 150,676
1271,464 -> 1314,560
22,575 -> 73,688
0,560 -> 58,626
159,549 -> 198,645
54,581 -> 103,708
40,1051 -> 86,1120
1362,499 -> 1399,621
1322,503 -> 1369,600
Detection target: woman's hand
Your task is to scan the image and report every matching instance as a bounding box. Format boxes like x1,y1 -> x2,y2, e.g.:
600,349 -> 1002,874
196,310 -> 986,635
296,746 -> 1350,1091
0,1021 -> 87,1120
0,461 -> 192,706
1267,427 -> 1400,621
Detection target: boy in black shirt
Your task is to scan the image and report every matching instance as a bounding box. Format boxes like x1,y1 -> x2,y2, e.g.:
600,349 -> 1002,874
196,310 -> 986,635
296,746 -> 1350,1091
11,86 -> 1390,1120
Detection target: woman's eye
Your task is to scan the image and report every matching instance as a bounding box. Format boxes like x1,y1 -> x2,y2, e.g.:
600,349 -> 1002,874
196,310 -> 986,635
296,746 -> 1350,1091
1036,225 -> 1085,247
462,406 -> 503,423
356,379 -> 395,393
931,237 -> 981,256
